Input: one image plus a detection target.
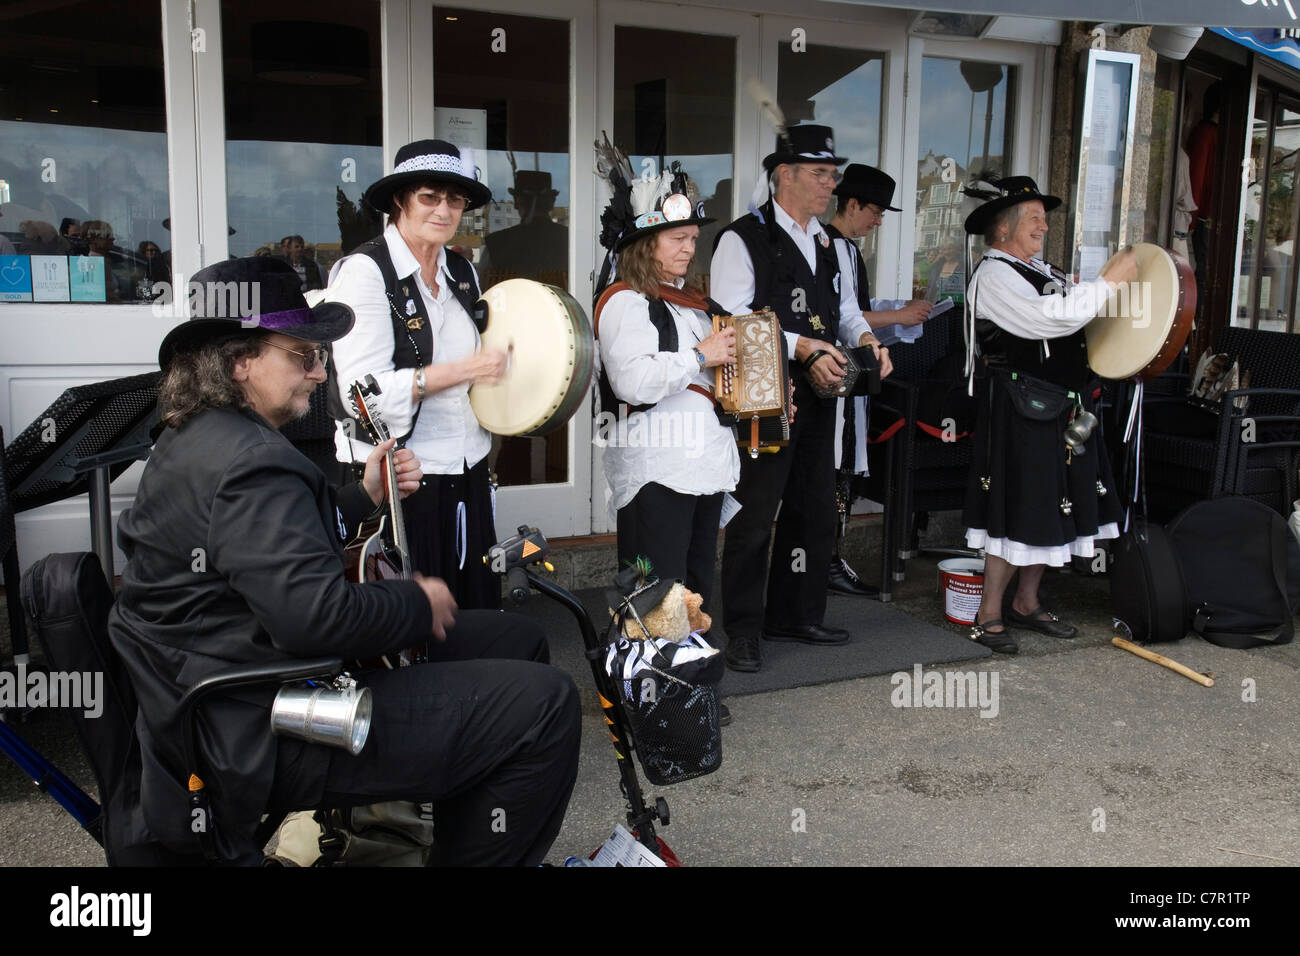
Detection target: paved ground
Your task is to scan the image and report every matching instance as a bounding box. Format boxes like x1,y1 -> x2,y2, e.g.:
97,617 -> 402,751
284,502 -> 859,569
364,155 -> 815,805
2,549 -> 1297,871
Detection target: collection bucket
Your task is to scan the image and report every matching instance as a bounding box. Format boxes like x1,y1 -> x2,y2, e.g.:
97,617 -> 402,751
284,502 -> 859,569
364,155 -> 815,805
937,557 -> 984,625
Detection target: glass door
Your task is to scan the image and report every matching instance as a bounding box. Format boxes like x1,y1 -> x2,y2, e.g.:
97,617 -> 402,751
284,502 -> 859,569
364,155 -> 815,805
424,1 -> 595,537
1237,86 -> 1300,333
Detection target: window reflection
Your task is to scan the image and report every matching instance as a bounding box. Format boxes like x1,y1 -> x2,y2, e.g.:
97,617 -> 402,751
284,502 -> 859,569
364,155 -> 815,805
616,26 -> 736,290
913,57 -> 1015,299
0,0 -> 168,304
222,0 -> 384,279
778,43 -> 883,288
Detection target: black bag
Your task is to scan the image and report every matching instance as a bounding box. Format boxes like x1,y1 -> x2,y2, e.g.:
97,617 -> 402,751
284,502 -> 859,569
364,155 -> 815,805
1000,369 -> 1074,421
1168,498 -> 1300,648
1109,521 -> 1191,644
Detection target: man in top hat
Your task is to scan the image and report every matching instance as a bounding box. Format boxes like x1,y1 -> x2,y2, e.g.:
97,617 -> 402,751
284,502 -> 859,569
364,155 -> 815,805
709,125 -> 893,673
107,256 -> 580,864
480,169 -> 569,281
825,164 -> 932,598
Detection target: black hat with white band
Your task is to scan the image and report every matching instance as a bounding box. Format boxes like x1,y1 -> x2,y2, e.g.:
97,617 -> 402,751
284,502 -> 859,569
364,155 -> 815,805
363,139 -> 493,215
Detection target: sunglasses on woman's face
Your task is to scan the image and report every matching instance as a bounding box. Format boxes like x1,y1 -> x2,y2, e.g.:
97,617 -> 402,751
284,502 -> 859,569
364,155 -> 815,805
264,339 -> 329,372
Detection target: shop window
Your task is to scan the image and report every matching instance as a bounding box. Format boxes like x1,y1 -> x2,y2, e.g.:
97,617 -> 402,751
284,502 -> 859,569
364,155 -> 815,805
0,0 -> 169,305
617,25 -> 736,290
221,0 -> 383,285
778,42 -> 883,288
913,56 -> 1015,300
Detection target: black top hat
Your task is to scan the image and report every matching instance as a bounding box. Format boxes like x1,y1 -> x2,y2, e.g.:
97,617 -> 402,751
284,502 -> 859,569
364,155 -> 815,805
157,257 -> 354,369
963,175 -> 1061,236
604,559 -> 678,623
363,139 -> 493,215
834,164 -> 901,212
509,170 -> 559,197
762,124 -> 847,174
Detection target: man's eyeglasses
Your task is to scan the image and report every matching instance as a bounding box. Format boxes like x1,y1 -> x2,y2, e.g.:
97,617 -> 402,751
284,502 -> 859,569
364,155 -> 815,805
415,189 -> 469,211
264,340 -> 329,372
799,167 -> 843,185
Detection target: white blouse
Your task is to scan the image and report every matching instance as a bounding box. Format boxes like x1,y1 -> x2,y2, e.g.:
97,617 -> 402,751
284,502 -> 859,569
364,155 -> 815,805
598,283 -> 740,513
325,224 -> 491,475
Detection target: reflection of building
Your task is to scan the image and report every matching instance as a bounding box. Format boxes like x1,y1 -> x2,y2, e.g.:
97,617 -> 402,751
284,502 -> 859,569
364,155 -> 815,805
914,152 -> 969,250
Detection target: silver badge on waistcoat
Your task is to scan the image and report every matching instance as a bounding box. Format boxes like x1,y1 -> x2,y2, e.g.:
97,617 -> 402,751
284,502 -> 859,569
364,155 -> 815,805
406,299 -> 417,315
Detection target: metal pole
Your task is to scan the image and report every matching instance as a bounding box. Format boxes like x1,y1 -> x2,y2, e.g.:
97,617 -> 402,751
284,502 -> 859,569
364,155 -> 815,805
88,467 -> 114,586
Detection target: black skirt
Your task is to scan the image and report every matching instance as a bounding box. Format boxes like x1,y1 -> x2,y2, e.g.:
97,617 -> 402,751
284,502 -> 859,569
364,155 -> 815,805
402,456 -> 501,609
963,372 -> 1123,566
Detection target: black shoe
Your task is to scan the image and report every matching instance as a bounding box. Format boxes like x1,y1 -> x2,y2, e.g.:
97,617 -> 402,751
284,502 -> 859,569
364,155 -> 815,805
1005,605 -> 1078,638
828,557 -> 880,597
719,702 -> 733,726
970,618 -> 1018,654
762,623 -> 850,645
725,634 -> 762,672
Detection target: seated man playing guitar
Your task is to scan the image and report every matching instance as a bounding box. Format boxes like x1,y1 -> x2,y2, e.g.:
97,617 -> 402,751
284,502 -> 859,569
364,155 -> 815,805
108,257 -> 580,865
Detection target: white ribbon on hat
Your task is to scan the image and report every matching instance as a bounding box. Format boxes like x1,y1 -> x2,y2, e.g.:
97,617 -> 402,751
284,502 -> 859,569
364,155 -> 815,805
393,146 -> 480,181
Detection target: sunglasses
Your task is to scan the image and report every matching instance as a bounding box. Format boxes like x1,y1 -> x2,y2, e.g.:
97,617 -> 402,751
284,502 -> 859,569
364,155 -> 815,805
264,339 -> 329,372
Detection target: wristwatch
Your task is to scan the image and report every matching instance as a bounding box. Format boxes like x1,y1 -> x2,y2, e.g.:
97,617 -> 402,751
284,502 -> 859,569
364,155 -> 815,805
692,346 -> 706,368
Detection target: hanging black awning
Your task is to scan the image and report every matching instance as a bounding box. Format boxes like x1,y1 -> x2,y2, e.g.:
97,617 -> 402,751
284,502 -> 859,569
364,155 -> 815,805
831,0 -> 1300,30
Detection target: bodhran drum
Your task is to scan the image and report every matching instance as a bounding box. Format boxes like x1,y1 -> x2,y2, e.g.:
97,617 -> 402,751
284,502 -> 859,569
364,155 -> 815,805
469,278 -> 596,436
1085,242 -> 1197,382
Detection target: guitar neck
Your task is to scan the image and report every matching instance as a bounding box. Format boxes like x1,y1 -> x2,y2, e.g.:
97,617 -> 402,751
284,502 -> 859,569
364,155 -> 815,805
385,451 -> 413,577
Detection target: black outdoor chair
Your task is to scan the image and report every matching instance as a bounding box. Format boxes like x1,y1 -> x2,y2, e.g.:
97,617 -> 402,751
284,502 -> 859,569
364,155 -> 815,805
1142,327 -> 1300,522
859,311 -> 977,600
10,551 -> 340,865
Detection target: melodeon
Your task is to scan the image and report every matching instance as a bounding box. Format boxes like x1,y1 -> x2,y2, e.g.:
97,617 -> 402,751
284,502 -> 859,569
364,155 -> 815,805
1085,243 -> 1197,382
469,278 -> 596,436
714,308 -> 792,458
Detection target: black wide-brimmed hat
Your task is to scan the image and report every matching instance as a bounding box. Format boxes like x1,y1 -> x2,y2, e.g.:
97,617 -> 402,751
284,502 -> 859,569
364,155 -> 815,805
604,559 -> 677,622
363,139 -> 493,215
157,257 -> 354,369
834,164 -> 901,212
594,135 -> 713,253
963,175 -> 1061,236
762,124 -> 847,174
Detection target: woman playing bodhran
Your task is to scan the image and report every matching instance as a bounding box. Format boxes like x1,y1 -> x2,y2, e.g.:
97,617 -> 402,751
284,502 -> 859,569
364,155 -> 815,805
594,161 -> 738,658
962,176 -> 1138,654
327,140 -> 505,609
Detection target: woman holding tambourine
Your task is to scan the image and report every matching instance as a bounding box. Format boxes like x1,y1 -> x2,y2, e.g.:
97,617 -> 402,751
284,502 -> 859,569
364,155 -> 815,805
961,176 -> 1138,654
327,140 -> 504,609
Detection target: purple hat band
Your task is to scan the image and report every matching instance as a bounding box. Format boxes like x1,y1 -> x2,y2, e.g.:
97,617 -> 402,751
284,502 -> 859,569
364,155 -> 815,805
252,307 -> 315,330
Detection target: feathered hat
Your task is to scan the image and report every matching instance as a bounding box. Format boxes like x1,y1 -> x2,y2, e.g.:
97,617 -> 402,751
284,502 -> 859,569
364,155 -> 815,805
594,132 -> 713,254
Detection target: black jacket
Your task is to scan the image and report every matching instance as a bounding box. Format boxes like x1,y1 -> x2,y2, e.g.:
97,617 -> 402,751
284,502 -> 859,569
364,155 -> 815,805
107,405 -> 432,858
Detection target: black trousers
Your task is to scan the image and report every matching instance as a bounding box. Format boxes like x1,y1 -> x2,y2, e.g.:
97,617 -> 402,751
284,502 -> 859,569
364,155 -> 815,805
616,482 -> 724,612
403,457 -> 501,609
271,610 -> 580,866
721,384 -> 837,638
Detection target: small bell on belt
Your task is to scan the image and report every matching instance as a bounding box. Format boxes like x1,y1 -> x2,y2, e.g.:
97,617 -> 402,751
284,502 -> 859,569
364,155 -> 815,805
1096,480 -> 1108,497
980,476 -> 991,491
1060,497 -> 1073,515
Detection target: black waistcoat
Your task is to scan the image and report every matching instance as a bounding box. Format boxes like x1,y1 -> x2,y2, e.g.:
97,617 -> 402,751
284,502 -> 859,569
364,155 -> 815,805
718,200 -> 841,345
825,222 -> 872,314
973,255 -> 1090,389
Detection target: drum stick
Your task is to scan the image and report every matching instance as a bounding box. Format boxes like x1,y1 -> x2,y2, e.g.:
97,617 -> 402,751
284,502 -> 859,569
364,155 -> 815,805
1111,637 -> 1214,687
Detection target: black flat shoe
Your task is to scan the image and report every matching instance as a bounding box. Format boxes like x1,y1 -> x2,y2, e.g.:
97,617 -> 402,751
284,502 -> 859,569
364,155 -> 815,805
725,634 -> 762,672
971,618 -> 1018,654
719,702 -> 733,727
828,557 -> 881,597
762,623 -> 850,646
1005,605 -> 1078,638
